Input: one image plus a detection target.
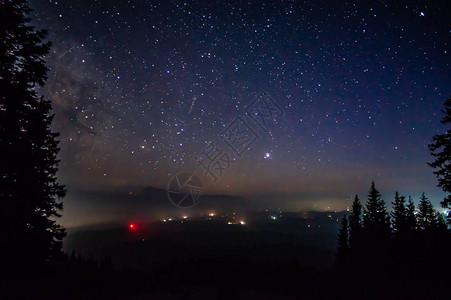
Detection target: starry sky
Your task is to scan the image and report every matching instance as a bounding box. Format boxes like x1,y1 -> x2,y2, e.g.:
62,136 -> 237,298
28,0 -> 449,227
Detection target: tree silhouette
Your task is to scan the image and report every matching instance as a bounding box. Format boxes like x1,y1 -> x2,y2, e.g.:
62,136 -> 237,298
348,194 -> 362,249
417,193 -> 435,231
336,215 -> 349,258
336,215 -> 349,276
335,184 -> 449,298
391,191 -> 407,235
405,196 -> 417,230
335,215 -> 349,296
363,181 -> 391,234
436,213 -> 448,232
0,0 -> 65,269
428,97 -> 451,212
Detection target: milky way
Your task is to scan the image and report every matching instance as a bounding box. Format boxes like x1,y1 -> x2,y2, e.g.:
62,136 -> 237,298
28,0 -> 449,225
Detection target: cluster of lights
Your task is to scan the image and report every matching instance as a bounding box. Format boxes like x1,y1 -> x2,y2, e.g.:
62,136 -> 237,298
159,213 -> 251,225
228,220 -> 246,225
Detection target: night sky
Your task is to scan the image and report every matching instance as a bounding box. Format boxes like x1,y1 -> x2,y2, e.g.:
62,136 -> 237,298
28,1 -> 449,227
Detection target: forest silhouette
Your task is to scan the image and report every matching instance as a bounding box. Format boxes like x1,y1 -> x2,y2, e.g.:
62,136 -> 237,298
335,183 -> 449,299
1,0 -> 450,298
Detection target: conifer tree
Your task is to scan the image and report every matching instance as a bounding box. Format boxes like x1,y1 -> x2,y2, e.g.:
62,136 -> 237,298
336,215 -> 349,262
417,193 -> 435,231
348,194 -> 362,248
0,0 -> 65,268
391,192 -> 407,234
436,213 -> 448,232
405,196 -> 417,230
335,214 -> 350,290
363,181 -> 391,234
428,97 -> 451,212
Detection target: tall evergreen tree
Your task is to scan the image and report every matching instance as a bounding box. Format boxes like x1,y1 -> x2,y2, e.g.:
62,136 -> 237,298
335,214 -> 350,292
428,97 -> 451,211
348,194 -> 362,248
336,215 -> 349,262
436,213 -> 448,232
0,0 -> 65,268
391,192 -> 407,234
363,181 -> 391,234
405,196 -> 417,230
417,193 -> 435,231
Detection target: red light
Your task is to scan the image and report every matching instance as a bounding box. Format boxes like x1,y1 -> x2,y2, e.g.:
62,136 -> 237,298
129,224 -> 135,230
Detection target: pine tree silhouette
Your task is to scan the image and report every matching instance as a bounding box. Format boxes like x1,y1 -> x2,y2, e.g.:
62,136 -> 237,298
335,215 -> 350,297
359,181 -> 391,288
348,194 -> 362,249
0,0 -> 65,270
405,196 -> 417,230
417,193 -> 435,231
335,185 -> 449,298
363,181 -> 391,234
428,97 -> 451,214
100,255 -> 114,274
336,215 -> 349,260
436,213 -> 448,232
336,215 -> 349,274
391,191 -> 407,235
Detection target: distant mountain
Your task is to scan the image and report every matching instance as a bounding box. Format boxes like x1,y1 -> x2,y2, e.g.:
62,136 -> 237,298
138,186 -> 249,210
63,186 -> 250,228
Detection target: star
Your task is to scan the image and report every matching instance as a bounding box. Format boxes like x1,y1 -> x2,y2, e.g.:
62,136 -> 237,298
27,0 -> 449,221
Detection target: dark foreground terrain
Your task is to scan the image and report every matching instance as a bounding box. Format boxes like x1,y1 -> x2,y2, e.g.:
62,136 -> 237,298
3,212 -> 449,299
4,213 -> 340,299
